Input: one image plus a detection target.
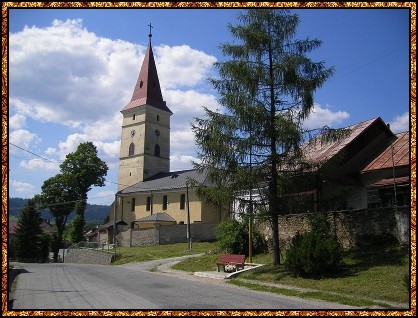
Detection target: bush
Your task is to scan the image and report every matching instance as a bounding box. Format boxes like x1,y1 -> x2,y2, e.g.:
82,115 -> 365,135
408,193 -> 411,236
215,218 -> 266,255
285,215 -> 342,278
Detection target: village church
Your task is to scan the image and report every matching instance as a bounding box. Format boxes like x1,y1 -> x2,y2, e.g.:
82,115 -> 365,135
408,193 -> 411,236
102,30 -> 229,246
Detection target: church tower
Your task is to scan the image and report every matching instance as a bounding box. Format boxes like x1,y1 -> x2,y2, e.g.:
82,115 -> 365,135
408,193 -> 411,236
117,28 -> 172,191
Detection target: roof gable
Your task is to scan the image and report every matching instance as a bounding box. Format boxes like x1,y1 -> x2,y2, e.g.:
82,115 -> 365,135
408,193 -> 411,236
301,117 -> 394,166
362,131 -> 410,173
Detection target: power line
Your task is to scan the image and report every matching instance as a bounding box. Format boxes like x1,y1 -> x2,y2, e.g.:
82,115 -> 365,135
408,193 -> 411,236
10,142 -> 58,163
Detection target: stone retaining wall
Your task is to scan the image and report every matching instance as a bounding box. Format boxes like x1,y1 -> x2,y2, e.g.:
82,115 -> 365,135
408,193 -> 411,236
64,248 -> 114,265
257,207 -> 410,250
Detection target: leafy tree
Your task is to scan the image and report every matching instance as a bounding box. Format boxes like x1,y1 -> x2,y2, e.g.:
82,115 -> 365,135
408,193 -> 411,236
59,142 -> 108,243
35,173 -> 78,262
13,199 -> 44,262
192,9 -> 336,266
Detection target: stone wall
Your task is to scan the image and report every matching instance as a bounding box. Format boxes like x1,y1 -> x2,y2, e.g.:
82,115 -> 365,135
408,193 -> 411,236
118,223 -> 218,247
257,207 -> 410,250
64,248 -> 114,265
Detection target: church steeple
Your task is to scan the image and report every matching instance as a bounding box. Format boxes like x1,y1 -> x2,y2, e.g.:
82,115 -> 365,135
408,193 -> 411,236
121,25 -> 172,114
117,27 -> 171,191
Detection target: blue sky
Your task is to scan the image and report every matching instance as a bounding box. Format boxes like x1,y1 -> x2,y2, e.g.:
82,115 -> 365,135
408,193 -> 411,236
7,5 -> 412,206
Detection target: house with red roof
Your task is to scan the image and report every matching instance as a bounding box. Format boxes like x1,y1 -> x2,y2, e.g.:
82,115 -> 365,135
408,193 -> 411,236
288,117 -> 410,212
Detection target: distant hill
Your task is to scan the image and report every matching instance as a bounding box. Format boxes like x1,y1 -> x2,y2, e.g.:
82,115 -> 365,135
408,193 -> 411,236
8,197 -> 111,223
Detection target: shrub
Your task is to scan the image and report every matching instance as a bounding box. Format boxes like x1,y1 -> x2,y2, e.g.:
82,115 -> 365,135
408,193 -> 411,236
215,218 -> 266,255
285,215 -> 342,278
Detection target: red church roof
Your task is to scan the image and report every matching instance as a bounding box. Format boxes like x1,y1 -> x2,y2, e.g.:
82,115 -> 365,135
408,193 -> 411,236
121,40 -> 172,114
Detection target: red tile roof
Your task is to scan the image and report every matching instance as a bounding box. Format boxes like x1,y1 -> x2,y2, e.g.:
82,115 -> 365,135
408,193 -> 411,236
121,41 -> 172,114
362,131 -> 410,172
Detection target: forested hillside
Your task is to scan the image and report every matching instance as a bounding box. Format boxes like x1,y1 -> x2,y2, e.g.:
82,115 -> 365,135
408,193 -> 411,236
8,197 -> 110,223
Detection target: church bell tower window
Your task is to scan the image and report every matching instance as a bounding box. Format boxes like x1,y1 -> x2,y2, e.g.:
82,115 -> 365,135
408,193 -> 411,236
129,142 -> 135,156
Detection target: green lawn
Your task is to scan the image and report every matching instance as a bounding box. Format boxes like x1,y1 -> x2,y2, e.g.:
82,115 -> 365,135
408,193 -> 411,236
113,241 -> 411,308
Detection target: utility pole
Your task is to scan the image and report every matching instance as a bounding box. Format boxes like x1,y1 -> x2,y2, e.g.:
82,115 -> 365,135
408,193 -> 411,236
248,122 -> 253,263
186,183 -> 192,250
391,141 -> 398,211
113,194 -> 117,255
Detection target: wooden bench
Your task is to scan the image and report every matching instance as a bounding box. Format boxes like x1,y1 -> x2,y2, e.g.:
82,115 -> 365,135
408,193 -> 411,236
216,254 -> 246,272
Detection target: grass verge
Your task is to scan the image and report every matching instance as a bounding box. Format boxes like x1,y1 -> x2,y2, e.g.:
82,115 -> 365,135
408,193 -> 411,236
113,242 -> 410,308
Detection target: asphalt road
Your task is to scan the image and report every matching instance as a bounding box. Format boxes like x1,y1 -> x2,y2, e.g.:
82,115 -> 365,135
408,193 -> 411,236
9,259 -> 360,311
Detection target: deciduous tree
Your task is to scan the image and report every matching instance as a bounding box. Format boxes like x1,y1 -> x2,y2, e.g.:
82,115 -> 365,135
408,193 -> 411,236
59,142 -> 108,243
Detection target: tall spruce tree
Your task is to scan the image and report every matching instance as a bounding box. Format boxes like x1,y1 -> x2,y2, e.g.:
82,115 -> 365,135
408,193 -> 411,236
192,9 -> 335,266
59,142 -> 108,243
14,198 -> 44,262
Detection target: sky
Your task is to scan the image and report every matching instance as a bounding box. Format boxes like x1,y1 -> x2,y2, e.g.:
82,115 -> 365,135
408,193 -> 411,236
6,4 -> 412,206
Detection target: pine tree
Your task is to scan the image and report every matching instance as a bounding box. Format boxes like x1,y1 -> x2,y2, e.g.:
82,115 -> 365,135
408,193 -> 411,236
14,198 -> 44,262
192,9 -> 335,266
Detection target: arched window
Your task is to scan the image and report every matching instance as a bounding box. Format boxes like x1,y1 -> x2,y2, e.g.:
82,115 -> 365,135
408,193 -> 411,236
154,144 -> 160,157
129,142 -> 135,156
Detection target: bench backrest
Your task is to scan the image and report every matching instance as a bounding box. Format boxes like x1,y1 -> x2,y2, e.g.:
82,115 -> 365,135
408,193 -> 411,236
218,254 -> 245,264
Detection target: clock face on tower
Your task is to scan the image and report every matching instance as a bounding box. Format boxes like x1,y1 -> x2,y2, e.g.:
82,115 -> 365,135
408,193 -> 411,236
131,129 -> 135,137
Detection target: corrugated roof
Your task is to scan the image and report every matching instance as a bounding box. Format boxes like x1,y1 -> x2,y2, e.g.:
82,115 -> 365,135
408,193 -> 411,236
362,131 -> 410,172
301,117 -> 384,164
118,169 -> 210,195
368,176 -> 410,187
135,212 -> 176,223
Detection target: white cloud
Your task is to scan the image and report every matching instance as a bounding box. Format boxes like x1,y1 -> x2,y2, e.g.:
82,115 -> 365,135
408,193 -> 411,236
88,190 -> 116,205
156,45 -> 217,89
9,19 -> 142,128
93,140 -> 121,159
9,129 -> 41,150
9,114 -> 26,130
303,104 -> 350,130
170,154 -> 197,171
19,158 -> 60,171
171,130 -> 196,154
389,112 -> 409,133
11,180 -> 36,195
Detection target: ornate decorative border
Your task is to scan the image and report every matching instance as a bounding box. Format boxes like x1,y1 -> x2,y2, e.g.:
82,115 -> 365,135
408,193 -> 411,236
2,2 -> 416,316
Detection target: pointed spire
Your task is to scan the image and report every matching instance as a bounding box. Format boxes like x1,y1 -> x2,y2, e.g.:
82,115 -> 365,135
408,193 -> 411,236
121,26 -> 172,113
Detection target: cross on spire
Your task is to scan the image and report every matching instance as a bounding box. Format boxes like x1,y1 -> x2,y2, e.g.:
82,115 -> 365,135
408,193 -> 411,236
148,23 -> 153,42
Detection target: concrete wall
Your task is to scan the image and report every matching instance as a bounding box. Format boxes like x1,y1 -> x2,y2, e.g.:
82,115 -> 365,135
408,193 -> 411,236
64,248 -> 114,265
118,223 -> 218,247
257,207 -> 410,250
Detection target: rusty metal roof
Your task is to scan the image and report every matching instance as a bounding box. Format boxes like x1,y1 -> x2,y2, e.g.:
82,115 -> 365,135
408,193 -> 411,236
362,131 -> 410,172
301,117 -> 388,164
368,175 -> 410,187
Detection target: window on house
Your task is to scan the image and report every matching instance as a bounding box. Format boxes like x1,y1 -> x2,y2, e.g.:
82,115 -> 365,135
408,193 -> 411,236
180,193 -> 186,210
163,195 -> 168,210
157,115 -> 159,121
129,142 -> 135,156
146,197 -> 151,211
133,114 -> 136,120
131,198 -> 135,212
154,144 -> 160,157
